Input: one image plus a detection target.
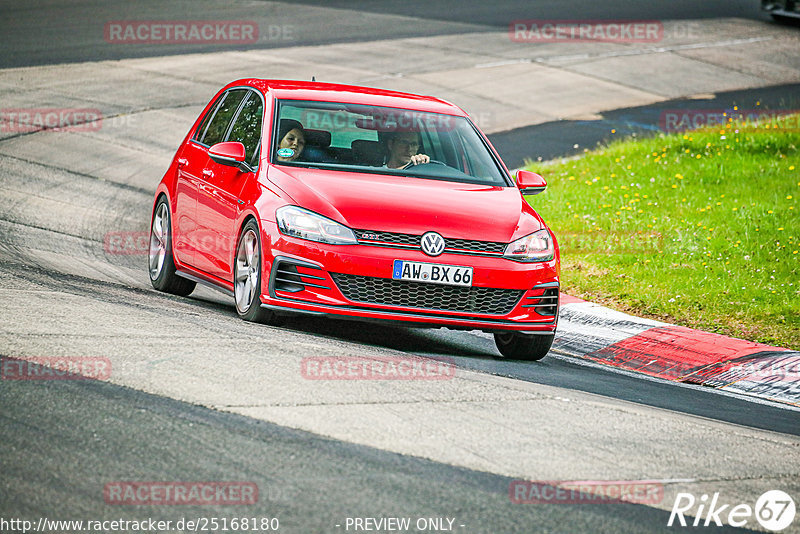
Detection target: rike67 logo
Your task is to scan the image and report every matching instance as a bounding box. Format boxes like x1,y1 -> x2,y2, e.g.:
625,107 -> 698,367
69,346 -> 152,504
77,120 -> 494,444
669,490 -> 795,531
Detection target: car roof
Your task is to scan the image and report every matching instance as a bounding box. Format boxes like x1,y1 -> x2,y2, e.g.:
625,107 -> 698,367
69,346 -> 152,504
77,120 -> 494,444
224,79 -> 468,117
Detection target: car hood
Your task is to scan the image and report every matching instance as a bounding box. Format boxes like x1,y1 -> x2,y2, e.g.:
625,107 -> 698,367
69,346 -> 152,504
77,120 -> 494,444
267,166 -> 543,242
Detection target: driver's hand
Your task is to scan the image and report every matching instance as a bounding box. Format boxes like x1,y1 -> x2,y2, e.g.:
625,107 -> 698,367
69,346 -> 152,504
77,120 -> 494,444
409,154 -> 430,166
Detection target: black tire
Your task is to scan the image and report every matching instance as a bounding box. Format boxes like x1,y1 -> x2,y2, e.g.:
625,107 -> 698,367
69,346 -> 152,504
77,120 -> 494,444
493,332 -> 554,361
148,197 -> 196,296
233,220 -> 284,325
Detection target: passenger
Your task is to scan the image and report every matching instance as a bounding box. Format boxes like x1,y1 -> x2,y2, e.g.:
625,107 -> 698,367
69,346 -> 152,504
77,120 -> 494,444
383,131 -> 430,168
276,119 -> 306,162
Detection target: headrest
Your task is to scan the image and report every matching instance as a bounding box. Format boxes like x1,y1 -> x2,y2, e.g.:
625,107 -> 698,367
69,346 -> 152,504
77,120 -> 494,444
304,129 -> 331,147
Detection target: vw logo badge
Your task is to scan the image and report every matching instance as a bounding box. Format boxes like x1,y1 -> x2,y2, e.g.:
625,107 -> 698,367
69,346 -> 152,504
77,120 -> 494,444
421,231 -> 446,257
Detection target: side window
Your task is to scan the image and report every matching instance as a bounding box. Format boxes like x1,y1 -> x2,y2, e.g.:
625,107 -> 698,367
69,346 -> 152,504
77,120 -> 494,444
193,94 -> 224,142
226,91 -> 264,166
199,89 -> 247,147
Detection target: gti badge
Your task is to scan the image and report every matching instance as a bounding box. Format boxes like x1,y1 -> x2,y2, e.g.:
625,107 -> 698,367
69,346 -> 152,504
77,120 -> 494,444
421,231 -> 446,256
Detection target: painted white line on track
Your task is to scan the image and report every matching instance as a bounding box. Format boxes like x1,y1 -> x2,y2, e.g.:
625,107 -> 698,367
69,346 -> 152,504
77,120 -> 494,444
530,37 -> 775,64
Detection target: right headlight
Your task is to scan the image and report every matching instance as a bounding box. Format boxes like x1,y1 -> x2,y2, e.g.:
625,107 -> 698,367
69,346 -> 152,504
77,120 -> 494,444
276,206 -> 357,245
503,229 -> 554,262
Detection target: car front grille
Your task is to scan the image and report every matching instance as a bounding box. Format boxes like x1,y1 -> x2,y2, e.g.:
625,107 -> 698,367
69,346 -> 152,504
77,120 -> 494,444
354,229 -> 506,256
330,273 -> 523,315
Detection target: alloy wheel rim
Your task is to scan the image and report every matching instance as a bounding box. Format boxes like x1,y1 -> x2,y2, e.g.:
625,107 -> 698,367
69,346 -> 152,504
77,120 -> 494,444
235,229 -> 259,313
148,203 -> 168,280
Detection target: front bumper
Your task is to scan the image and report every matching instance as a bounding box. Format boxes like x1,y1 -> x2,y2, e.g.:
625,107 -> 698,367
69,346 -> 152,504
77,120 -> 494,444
259,233 -> 560,333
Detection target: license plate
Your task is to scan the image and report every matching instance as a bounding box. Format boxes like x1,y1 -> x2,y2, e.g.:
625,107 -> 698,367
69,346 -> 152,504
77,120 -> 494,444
392,260 -> 473,287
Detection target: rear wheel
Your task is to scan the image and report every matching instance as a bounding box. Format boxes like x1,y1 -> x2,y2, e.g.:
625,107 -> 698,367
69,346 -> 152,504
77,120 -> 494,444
148,197 -> 196,296
493,332 -> 554,361
234,220 -> 284,325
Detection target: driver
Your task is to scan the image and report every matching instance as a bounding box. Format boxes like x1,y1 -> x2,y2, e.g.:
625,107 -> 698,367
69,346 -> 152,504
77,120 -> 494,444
383,131 -> 430,168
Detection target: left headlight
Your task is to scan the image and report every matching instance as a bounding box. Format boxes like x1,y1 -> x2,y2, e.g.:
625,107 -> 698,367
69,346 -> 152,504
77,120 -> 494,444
503,229 -> 554,262
276,206 -> 358,245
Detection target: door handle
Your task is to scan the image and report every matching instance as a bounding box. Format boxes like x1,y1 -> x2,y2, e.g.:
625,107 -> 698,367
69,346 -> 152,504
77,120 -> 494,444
177,157 -> 188,167
202,169 -> 214,179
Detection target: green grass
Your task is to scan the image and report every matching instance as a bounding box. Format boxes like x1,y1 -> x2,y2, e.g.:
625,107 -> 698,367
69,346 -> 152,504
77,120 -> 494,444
525,115 -> 800,349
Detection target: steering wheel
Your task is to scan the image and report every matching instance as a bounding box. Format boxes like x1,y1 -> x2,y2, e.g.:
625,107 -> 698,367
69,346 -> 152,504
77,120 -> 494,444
402,159 -> 447,170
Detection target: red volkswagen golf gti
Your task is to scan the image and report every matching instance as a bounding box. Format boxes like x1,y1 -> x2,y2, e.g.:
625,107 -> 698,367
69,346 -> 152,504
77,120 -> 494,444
149,79 -> 560,360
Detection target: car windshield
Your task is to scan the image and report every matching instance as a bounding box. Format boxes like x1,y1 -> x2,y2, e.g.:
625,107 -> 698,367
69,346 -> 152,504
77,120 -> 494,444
272,100 -> 510,186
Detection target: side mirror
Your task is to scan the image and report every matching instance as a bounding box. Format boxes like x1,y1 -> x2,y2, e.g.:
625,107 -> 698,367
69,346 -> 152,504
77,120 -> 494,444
208,142 -> 252,172
516,170 -> 547,195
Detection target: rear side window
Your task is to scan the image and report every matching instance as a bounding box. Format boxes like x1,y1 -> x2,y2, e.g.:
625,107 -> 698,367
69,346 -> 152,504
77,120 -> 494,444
226,91 -> 264,165
198,89 -> 247,146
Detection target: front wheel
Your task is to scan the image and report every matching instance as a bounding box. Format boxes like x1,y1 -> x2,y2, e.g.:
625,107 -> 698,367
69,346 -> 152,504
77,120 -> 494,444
493,332 -> 554,361
234,220 -> 284,325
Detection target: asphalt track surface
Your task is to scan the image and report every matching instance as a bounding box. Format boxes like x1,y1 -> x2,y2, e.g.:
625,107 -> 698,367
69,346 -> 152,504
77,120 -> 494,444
490,82 -> 800,168
1,2 -> 800,533
0,0 -> 775,68
3,376 -> 756,533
